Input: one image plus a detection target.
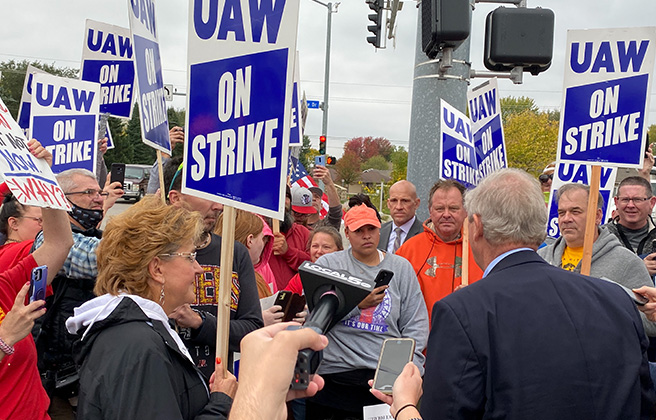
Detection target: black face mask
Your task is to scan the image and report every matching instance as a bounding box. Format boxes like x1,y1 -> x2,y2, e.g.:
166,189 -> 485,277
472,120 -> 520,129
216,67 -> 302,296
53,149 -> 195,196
68,202 -> 104,231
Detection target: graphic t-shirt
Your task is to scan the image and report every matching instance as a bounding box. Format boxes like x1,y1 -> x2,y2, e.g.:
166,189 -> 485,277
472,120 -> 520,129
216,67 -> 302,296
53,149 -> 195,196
562,246 -> 583,271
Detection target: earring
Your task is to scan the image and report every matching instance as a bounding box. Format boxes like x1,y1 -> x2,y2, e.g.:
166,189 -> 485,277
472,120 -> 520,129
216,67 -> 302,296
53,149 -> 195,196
159,285 -> 165,305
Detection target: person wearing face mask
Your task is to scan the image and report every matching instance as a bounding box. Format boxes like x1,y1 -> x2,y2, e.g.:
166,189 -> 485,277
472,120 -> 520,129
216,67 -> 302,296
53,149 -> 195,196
31,168 -> 123,418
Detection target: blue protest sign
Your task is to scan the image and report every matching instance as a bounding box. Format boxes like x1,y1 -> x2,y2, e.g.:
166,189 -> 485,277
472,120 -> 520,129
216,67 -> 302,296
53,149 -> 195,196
128,0 -> 170,154
183,0 -> 301,219
289,54 -> 302,146
29,73 -> 99,175
105,123 -> 114,149
439,100 -> 478,189
467,78 -> 507,179
557,27 -> 656,168
545,163 -> 617,239
17,65 -> 49,131
81,20 -> 135,118
0,97 -> 71,211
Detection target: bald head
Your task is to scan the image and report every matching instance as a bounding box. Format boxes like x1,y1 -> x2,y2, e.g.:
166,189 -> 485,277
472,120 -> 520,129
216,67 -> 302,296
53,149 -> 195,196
387,180 -> 420,226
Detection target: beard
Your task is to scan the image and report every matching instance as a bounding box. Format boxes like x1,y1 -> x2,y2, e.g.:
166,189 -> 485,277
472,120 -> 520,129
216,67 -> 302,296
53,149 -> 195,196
280,210 -> 294,234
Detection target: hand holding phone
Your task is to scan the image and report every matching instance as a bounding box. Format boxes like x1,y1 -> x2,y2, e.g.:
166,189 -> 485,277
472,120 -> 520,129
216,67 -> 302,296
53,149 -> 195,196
110,163 -> 125,188
315,155 -> 326,167
29,265 -> 48,303
372,338 -> 416,395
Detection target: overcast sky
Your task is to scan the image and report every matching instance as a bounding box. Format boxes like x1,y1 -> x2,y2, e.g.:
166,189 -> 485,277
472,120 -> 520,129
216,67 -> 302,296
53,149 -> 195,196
2,0 -> 655,157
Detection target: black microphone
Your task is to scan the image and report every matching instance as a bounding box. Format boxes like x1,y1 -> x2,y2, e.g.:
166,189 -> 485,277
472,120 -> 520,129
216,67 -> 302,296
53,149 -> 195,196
288,262 -> 376,390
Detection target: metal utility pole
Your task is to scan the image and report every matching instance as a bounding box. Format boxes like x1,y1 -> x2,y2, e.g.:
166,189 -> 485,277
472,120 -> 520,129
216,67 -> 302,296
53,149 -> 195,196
407,2 -> 472,222
311,0 -> 340,145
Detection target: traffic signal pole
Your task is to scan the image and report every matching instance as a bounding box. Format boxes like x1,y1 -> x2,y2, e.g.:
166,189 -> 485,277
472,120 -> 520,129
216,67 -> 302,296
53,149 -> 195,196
311,0 -> 339,153
407,2 -> 472,222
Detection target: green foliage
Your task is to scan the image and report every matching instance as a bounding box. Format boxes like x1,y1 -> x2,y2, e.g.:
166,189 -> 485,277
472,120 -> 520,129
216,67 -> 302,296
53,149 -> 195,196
504,110 -> 559,177
167,107 -> 185,158
361,155 -> 389,171
103,116 -> 133,166
335,151 -> 361,185
299,134 -> 313,169
648,124 -> 656,145
500,96 -> 539,125
0,60 -> 78,119
389,146 -> 408,182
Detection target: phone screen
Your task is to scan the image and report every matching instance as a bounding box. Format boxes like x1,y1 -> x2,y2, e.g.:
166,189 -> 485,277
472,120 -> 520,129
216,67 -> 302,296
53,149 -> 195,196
373,338 -> 415,394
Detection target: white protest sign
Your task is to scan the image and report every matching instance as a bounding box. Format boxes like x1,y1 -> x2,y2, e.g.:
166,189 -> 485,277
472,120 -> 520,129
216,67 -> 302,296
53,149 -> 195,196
557,27 -> 656,168
183,0 -> 301,219
128,0 -> 170,154
439,100 -> 478,189
81,19 -> 136,118
17,65 -> 49,131
363,403 -> 393,420
467,78 -> 507,178
289,52 -> 302,146
30,73 -> 99,175
546,162 -> 617,238
0,97 -> 70,210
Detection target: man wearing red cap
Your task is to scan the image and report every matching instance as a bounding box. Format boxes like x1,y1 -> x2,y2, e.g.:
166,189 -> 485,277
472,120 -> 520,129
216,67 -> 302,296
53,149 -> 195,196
270,187 -> 313,290
306,204 -> 428,419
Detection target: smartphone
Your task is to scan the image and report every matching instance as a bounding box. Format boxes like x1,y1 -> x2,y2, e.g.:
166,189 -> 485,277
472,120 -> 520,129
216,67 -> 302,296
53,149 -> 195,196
274,291 -> 307,322
372,338 -> 416,395
374,269 -> 394,288
598,277 -> 649,306
29,265 -> 48,303
315,155 -> 326,167
110,163 -> 125,187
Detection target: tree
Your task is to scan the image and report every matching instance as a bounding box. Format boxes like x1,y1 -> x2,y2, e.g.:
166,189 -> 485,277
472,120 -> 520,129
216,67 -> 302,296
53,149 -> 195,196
125,103 -> 157,164
648,124 -> 656,145
103,116 -> 133,166
335,151 -> 361,185
343,136 -> 394,162
389,146 -> 408,182
167,107 -> 185,158
0,60 -> 78,119
504,110 -> 559,177
299,134 -> 315,169
500,96 -> 539,125
361,155 -> 389,171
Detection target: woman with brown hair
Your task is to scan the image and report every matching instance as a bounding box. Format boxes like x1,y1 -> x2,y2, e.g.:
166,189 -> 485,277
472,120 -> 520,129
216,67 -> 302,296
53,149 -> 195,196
66,195 -> 236,419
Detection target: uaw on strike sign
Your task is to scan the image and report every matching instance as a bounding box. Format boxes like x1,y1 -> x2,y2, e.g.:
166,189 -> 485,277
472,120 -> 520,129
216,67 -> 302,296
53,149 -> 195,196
557,27 -> 656,167
182,0 -> 300,219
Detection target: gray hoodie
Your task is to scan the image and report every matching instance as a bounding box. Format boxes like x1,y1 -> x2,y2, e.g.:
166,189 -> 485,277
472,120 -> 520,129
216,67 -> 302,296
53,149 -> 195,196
538,227 -> 656,336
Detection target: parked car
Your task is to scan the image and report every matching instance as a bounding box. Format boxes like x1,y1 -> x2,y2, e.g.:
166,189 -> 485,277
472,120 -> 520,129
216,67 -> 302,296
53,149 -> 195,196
122,164 -> 151,201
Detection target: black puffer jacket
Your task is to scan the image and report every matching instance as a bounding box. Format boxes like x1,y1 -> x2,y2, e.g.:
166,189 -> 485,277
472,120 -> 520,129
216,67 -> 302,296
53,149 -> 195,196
69,296 -> 232,420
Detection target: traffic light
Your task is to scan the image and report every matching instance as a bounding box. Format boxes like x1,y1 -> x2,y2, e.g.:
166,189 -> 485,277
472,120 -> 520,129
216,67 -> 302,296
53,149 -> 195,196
483,7 -> 554,75
422,0 -> 471,59
366,0 -> 384,49
326,156 -> 337,165
319,135 -> 326,155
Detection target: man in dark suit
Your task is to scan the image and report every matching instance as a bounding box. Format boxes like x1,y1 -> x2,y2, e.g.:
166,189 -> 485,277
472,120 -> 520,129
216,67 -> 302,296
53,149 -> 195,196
378,180 -> 423,253
416,169 -> 655,419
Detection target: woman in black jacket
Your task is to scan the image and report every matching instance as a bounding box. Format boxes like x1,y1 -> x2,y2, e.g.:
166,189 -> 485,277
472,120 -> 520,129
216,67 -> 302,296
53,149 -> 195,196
66,195 -> 236,419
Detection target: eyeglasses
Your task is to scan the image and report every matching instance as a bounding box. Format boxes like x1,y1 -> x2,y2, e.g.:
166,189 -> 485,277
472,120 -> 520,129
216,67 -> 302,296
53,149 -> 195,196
65,189 -> 109,198
539,174 -> 553,183
20,216 -> 43,224
617,196 -> 651,205
158,251 -> 197,263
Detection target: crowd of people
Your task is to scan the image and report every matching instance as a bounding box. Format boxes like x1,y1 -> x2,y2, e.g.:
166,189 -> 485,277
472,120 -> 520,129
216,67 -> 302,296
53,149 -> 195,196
3,133 -> 656,420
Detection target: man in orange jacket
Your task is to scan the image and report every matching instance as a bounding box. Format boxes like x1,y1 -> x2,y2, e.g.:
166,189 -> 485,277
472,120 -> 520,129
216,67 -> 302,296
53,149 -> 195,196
396,179 -> 483,325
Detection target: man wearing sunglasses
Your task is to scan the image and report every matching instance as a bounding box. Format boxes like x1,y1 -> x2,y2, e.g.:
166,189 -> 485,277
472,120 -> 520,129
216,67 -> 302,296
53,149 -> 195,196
32,168 -> 124,416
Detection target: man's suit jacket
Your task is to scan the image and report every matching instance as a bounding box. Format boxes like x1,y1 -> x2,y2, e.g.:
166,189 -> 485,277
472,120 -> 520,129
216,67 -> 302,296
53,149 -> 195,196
377,217 -> 423,252
421,250 -> 655,420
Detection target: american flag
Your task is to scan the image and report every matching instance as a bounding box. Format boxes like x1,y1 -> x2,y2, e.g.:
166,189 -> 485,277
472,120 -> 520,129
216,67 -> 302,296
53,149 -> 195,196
288,155 -> 329,218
